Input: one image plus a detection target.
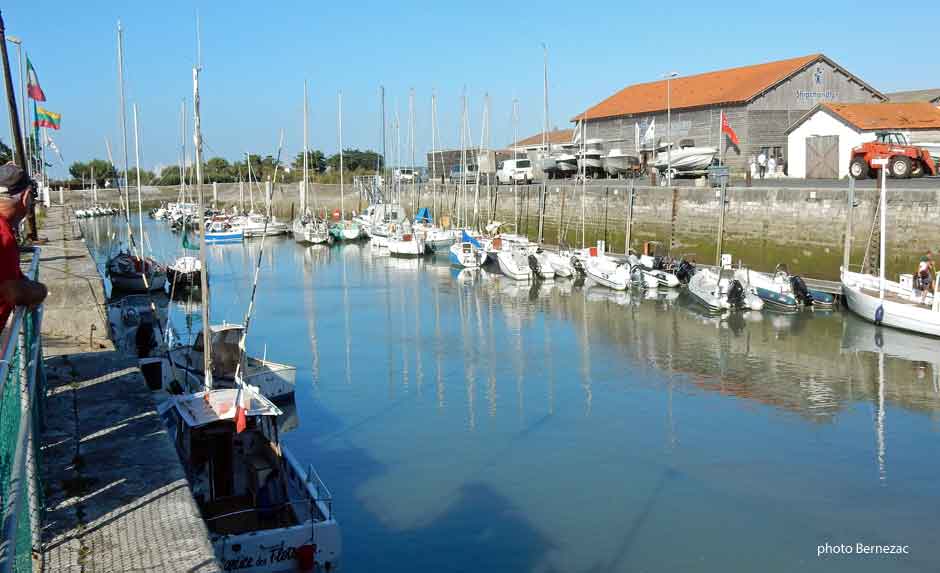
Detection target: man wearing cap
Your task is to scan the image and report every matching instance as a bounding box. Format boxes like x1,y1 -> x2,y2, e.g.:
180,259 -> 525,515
0,163 -> 47,328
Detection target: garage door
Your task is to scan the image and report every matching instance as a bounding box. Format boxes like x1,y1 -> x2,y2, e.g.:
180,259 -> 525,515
805,135 -> 839,179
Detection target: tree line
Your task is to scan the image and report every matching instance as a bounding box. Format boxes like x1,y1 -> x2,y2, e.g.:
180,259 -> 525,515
67,149 -> 384,188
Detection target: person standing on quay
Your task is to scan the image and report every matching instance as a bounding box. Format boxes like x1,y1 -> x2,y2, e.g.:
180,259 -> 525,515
0,164 -> 47,329
757,150 -> 767,179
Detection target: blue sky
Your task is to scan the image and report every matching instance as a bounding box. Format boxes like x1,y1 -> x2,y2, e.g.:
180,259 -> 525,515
4,0 -> 934,178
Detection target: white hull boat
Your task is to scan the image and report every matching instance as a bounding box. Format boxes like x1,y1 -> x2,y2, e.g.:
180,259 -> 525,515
654,144 -> 717,172
543,251 -> 574,277
687,267 -> 763,312
496,245 -> 534,281
603,149 -> 639,177
158,387 -> 340,573
449,232 -> 488,268
388,232 -> 426,257
167,255 -> 202,290
842,269 -> 940,337
292,218 -> 332,245
235,213 -> 290,237
629,255 -> 680,288
585,256 -> 631,290
555,154 -> 578,174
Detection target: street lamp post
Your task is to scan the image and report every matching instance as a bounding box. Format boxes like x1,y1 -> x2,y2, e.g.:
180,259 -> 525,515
664,71 -> 678,186
5,35 -> 26,173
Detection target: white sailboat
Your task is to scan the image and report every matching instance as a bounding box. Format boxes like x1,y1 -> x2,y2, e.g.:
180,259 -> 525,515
293,81 -> 332,245
842,166 -> 940,336
331,91 -> 362,241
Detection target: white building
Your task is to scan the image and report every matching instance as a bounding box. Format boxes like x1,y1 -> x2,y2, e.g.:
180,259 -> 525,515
786,102 -> 940,178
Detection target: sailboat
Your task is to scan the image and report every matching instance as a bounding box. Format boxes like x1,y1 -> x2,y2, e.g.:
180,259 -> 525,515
152,55 -> 340,573
293,81 -> 332,245
106,25 -> 167,294
842,167 -> 940,336
449,230 -> 488,268
330,91 -> 363,241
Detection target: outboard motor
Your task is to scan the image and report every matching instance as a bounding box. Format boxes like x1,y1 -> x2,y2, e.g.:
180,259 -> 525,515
675,260 -> 696,284
726,279 -> 746,308
652,256 -> 666,271
570,256 -> 586,275
527,254 -> 542,276
790,275 -> 812,305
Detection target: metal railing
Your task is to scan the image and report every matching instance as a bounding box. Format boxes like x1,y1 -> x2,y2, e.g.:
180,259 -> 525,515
0,248 -> 44,573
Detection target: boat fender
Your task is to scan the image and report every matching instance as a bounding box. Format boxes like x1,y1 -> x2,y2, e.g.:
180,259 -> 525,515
874,305 -> 884,325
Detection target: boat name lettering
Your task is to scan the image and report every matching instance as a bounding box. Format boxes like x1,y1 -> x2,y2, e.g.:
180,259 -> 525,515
221,545 -> 299,571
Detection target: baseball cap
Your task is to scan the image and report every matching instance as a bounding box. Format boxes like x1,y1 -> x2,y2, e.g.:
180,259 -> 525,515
0,163 -> 35,197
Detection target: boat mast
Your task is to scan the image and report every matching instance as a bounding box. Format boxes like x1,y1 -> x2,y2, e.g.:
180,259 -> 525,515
380,85 -> 386,198
879,160 -> 886,300
302,81 -> 308,216
538,44 -> 548,244
132,104 -> 144,257
193,63 -> 212,390
409,88 -> 416,215
431,90 -> 438,215
338,90 -> 344,221
513,98 -> 519,228
116,21 -> 131,224
179,99 -> 186,201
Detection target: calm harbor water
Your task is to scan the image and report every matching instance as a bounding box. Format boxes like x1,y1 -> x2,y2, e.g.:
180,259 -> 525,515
85,216 -> 940,572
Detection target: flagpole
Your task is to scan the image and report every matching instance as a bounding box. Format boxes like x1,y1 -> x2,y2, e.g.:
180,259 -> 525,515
719,110 -> 723,167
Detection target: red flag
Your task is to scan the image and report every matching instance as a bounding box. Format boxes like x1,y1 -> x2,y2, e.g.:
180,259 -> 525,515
26,57 -> 46,102
721,111 -> 739,146
234,385 -> 247,433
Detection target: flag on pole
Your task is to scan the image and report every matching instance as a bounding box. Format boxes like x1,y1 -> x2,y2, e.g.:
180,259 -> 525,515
34,107 -> 61,130
234,384 -> 247,434
721,111 -> 739,146
26,57 -> 46,101
572,120 -> 583,144
44,132 -> 64,164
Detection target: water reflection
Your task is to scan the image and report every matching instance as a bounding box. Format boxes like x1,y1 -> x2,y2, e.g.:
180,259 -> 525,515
80,217 -> 940,572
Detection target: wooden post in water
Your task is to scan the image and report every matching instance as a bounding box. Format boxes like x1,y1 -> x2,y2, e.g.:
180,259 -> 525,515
715,181 -> 727,266
668,186 -> 679,256
624,178 -> 635,254
842,176 -> 855,272
603,187 -> 610,250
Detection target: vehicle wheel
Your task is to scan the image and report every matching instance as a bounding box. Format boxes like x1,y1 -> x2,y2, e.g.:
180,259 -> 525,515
911,161 -> 924,178
890,156 -> 912,178
848,157 -> 869,179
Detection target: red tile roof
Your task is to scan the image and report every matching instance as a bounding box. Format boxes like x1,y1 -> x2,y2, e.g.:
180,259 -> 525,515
822,102 -> 940,130
511,129 -> 574,148
574,54 -> 824,121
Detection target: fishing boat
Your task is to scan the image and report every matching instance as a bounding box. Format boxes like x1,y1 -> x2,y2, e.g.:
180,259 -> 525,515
107,251 -> 167,292
603,149 -> 640,178
448,231 -> 488,268
653,140 -> 717,173
167,255 -> 202,290
687,267 -> 764,312
147,323 -> 296,400
157,386 -> 341,572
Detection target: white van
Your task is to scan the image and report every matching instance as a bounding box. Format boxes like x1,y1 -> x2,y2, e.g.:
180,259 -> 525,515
496,159 -> 533,184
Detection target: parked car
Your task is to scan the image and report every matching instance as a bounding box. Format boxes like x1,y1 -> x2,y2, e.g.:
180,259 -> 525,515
496,159 -> 533,184
395,168 -> 416,182
449,163 -> 480,184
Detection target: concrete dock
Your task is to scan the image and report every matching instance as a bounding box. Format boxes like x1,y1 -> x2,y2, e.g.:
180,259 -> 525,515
37,206 -> 220,572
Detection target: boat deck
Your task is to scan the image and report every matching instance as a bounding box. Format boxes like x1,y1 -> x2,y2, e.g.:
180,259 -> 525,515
858,285 -> 935,308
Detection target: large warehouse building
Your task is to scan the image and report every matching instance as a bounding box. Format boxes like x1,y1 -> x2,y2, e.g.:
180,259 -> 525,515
572,54 -> 886,173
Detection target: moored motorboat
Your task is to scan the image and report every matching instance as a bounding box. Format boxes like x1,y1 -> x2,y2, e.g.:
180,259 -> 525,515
585,256 -> 631,290
687,267 -> 763,312
496,243 -> 535,281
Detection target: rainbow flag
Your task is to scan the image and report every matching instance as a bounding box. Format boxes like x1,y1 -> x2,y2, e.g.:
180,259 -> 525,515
34,107 -> 60,130
26,56 -> 45,101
